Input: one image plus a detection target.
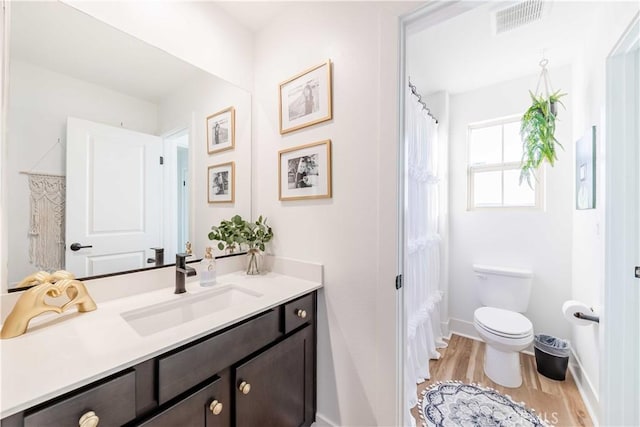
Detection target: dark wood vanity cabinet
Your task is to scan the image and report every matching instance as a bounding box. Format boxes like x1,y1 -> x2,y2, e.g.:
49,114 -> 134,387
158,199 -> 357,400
235,325 -> 314,427
1,291 -> 316,427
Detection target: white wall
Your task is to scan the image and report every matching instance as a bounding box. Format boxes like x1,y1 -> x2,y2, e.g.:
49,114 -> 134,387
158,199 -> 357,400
569,2 -> 639,418
252,2 -> 417,425
6,59 -> 158,285
448,67 -> 574,342
63,1 -> 254,92
0,1 -> 10,293
157,73 -> 252,260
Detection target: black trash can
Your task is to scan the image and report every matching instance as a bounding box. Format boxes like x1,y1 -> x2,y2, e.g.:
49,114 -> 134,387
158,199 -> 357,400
534,334 -> 570,381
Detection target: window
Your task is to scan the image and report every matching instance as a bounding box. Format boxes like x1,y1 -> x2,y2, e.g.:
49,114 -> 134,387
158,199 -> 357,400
467,117 -> 542,209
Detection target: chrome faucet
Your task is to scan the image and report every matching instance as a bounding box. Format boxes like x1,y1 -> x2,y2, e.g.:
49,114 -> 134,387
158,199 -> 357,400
175,253 -> 196,294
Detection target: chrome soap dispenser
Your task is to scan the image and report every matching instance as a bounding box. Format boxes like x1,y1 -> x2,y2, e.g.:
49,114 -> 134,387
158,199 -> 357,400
199,247 -> 217,286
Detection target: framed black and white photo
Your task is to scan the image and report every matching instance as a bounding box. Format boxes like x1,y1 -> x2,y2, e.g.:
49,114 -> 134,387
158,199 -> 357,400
279,60 -> 332,134
279,140 -> 332,201
208,162 -> 235,203
206,107 -> 235,154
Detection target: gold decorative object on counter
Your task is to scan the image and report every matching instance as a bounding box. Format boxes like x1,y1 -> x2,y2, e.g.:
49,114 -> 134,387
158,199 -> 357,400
0,270 -> 97,339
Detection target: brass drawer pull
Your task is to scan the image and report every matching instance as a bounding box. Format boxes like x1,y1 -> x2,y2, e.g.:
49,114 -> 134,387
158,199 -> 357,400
209,399 -> 223,415
79,411 -> 99,427
238,381 -> 251,395
296,309 -> 307,319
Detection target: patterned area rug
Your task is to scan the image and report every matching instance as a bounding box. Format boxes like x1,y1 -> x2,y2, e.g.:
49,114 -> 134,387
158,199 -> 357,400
419,381 -> 548,427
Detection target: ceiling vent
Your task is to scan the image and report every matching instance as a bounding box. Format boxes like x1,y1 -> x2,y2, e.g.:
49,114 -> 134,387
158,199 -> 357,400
493,0 -> 546,35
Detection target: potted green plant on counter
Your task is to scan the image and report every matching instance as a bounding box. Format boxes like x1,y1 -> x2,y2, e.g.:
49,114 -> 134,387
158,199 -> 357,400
208,215 -> 273,275
237,215 -> 273,275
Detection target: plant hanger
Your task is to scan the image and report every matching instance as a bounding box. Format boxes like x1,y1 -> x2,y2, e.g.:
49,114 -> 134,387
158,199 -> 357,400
535,58 -> 553,98
519,55 -> 566,187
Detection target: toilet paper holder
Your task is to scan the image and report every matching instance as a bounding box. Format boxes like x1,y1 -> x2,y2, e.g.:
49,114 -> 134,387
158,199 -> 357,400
573,311 -> 600,323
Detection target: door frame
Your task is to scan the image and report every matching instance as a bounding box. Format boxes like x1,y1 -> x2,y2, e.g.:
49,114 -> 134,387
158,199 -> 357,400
161,127 -> 190,260
396,2 -> 484,425
602,12 -> 640,426
0,0 -> 11,292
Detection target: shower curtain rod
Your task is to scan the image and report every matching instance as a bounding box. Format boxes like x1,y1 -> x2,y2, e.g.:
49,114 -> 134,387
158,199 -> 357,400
408,79 -> 438,124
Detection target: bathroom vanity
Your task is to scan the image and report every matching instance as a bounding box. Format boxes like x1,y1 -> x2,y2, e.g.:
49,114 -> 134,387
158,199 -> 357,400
0,269 -> 320,427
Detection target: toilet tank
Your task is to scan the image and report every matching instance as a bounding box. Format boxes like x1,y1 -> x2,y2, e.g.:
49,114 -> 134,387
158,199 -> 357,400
473,264 -> 533,312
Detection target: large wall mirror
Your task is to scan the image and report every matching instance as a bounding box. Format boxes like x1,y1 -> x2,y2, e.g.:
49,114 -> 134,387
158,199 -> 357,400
5,2 -> 252,289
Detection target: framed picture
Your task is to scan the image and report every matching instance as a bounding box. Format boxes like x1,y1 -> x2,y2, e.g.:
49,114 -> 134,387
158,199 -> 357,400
279,140 -> 332,201
576,125 -> 596,210
206,107 -> 235,154
208,162 -> 235,203
279,60 -> 332,134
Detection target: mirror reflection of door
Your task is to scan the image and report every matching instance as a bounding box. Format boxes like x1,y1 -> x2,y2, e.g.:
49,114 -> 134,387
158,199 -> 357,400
163,130 -> 190,261
66,117 -> 163,277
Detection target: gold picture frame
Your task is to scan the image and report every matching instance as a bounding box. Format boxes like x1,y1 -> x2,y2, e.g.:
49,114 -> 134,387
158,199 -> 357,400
279,140 -> 332,201
207,162 -> 235,203
206,106 -> 235,154
279,60 -> 332,134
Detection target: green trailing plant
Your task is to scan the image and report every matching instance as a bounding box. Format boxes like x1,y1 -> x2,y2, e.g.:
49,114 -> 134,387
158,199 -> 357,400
520,90 -> 566,187
208,215 -> 244,252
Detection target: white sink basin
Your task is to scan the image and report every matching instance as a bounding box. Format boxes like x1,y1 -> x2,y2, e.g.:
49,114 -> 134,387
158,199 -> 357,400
121,285 -> 262,336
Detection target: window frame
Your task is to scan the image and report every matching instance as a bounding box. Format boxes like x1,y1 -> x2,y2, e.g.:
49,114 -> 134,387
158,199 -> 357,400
466,115 -> 544,211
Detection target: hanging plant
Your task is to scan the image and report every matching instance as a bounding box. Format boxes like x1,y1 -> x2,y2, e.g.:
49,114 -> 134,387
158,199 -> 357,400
519,58 -> 567,187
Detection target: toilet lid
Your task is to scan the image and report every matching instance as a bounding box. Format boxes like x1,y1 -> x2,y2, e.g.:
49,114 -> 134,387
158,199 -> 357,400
474,307 -> 532,337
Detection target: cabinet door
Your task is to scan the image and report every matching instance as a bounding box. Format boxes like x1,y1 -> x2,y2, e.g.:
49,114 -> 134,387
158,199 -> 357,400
235,325 -> 314,427
136,373 -> 230,427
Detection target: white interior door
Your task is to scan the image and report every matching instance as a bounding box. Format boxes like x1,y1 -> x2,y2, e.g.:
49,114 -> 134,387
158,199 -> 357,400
603,14 -> 640,426
66,117 -> 163,277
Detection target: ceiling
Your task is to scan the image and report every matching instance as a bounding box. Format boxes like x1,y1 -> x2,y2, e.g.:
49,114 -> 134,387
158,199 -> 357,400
10,1 -> 210,103
406,1 -> 629,95
215,1 -> 289,33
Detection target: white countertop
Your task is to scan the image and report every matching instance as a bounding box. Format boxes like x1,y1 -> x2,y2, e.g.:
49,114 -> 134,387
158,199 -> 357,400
0,270 -> 322,418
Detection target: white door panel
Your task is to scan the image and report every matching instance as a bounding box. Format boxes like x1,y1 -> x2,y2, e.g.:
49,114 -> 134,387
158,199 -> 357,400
66,117 -> 162,277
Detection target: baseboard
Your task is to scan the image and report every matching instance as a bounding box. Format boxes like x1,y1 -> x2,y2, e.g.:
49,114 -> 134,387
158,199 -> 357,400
448,317 -> 479,340
568,349 -> 600,426
313,413 -> 338,427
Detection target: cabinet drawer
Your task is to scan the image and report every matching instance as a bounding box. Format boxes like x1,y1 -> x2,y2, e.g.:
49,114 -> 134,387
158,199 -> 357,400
24,370 -> 136,427
283,293 -> 315,334
158,309 -> 280,404
136,373 -> 230,427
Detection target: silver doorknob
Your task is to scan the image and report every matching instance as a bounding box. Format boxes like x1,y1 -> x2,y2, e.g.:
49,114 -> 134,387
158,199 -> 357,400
296,309 -> 307,319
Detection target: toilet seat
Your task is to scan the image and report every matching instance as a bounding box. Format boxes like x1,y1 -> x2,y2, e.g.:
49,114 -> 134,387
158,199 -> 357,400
474,307 -> 533,339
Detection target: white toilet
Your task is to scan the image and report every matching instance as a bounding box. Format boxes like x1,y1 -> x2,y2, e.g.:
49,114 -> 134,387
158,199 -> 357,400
472,264 -> 534,388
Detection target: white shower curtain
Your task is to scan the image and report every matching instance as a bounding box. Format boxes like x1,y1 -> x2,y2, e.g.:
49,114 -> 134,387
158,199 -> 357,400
404,86 -> 446,423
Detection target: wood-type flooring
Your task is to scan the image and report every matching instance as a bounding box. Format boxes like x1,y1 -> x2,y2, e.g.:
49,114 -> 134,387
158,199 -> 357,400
411,334 -> 593,427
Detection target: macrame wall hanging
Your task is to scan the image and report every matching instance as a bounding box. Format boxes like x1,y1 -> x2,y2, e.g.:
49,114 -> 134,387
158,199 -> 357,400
27,173 -> 66,271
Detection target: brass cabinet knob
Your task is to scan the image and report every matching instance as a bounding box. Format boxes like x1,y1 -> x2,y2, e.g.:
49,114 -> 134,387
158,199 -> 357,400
209,399 -> 223,415
296,309 -> 307,319
238,381 -> 251,395
79,411 -> 99,427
